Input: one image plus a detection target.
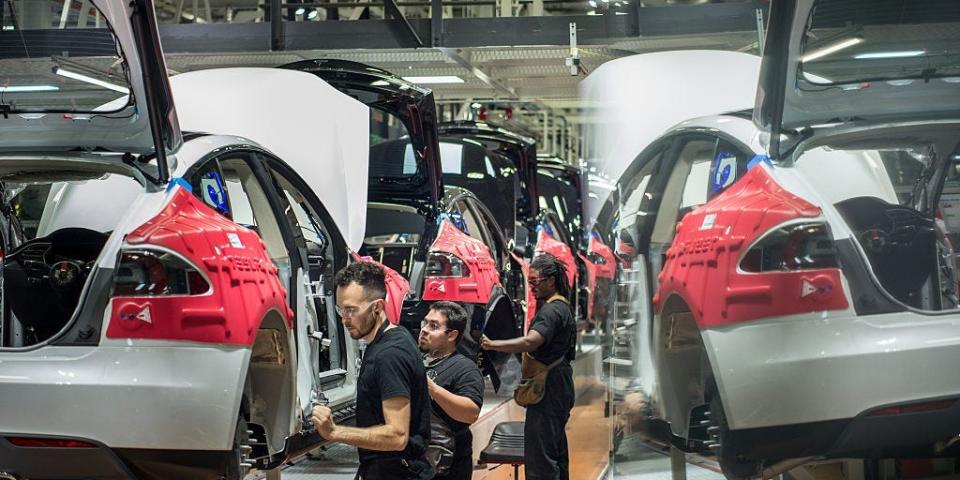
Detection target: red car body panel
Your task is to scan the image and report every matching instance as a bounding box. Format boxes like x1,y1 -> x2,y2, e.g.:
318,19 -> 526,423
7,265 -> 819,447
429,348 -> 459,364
510,252 -> 536,329
423,219 -> 501,304
107,187 -> 294,345
653,167 -> 848,328
579,234 -> 617,324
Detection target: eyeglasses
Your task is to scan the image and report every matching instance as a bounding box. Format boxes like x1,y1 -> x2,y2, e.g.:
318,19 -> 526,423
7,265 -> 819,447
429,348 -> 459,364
336,300 -> 379,318
420,320 -> 452,333
528,276 -> 545,287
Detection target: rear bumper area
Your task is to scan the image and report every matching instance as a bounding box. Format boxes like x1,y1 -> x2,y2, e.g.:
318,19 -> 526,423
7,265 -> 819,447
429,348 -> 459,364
0,436 -> 236,480
728,397 -> 960,461
0,345 -> 249,450
701,313 -> 960,458
701,311 -> 960,431
0,436 -> 134,480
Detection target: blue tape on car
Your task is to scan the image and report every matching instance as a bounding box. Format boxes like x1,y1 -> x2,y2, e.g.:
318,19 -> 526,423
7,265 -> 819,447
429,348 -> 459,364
166,177 -> 193,193
747,154 -> 771,170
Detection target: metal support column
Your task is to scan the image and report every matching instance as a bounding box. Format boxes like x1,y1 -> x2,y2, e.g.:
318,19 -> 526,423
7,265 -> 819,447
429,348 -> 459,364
755,8 -> 766,53
670,445 -> 687,480
266,468 -> 282,480
499,0 -> 512,17
430,0 -> 442,46
270,0 -> 284,50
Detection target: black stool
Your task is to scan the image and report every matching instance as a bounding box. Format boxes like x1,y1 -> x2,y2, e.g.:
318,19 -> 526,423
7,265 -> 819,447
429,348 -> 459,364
480,421 -> 525,478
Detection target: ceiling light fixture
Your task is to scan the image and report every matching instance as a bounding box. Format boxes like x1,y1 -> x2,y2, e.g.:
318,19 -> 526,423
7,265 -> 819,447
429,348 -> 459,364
295,7 -> 306,15
54,68 -> 129,94
854,50 -> 926,59
401,76 -> 465,84
0,85 -> 60,93
588,0 -> 597,6
800,37 -> 863,63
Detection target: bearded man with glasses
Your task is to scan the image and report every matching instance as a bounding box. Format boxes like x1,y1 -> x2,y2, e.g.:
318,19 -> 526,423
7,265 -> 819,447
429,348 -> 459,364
310,262 -> 432,480
418,301 -> 484,480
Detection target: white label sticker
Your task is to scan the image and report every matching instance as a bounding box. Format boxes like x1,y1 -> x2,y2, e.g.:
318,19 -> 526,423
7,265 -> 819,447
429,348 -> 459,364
136,306 -> 152,324
227,233 -> 244,248
700,214 -> 717,230
801,280 -> 817,298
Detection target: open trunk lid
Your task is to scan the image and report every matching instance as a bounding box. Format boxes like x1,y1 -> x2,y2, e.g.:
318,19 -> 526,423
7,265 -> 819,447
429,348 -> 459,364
279,59 -> 442,209
438,121 -> 540,234
755,0 -> 960,160
0,0 -> 181,182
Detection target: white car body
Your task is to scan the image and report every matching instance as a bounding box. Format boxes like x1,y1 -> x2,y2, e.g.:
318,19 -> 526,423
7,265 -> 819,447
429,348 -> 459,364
0,3 -> 380,479
608,0 -> 960,477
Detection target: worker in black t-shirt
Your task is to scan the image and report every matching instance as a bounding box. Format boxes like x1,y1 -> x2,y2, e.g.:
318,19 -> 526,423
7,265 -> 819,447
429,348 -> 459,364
481,253 -> 576,480
418,301 -> 485,480
311,262 -> 432,480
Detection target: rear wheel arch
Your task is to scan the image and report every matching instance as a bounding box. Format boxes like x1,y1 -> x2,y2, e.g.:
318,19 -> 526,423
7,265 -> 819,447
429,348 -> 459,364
243,309 -> 297,457
654,294 -> 714,441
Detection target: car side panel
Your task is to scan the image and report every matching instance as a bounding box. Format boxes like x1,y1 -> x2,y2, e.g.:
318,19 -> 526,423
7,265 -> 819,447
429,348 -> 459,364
653,165 -> 848,328
423,219 -> 500,304
106,187 -> 294,345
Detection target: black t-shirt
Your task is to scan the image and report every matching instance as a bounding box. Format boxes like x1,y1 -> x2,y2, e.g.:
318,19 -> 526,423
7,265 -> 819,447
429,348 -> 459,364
356,325 -> 432,465
426,352 -> 484,459
529,300 -> 576,365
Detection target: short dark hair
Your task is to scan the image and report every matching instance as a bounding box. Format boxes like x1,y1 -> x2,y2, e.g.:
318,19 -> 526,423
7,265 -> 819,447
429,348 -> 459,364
429,301 -> 468,343
335,262 -> 387,300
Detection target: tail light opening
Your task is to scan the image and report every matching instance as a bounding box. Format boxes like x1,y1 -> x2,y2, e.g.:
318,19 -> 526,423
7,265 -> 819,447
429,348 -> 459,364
740,222 -> 839,273
7,437 -> 97,448
425,252 -> 471,279
113,248 -> 211,297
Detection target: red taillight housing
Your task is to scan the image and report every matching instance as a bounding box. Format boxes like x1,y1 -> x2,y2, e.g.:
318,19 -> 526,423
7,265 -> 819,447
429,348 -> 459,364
867,399 -> 956,417
740,222 -> 838,272
425,252 -> 471,278
113,249 -> 211,297
7,437 -> 97,448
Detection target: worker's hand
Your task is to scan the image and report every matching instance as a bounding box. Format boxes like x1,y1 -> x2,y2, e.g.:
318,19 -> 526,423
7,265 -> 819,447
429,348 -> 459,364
480,334 -> 496,351
311,405 -> 335,439
426,376 -> 439,397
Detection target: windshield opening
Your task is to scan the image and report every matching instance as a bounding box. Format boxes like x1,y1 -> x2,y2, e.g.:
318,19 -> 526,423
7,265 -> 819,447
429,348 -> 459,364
0,0 -> 132,113
799,0 -> 960,87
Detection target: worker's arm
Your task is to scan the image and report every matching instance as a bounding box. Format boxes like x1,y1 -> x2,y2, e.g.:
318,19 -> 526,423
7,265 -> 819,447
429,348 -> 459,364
480,329 -> 545,353
313,396 -> 410,451
428,378 -> 481,424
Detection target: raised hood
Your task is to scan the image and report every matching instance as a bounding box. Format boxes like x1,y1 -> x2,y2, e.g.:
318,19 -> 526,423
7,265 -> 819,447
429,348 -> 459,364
0,0 -> 181,182
755,0 -> 960,159
279,59 -> 442,208
169,68 -> 371,252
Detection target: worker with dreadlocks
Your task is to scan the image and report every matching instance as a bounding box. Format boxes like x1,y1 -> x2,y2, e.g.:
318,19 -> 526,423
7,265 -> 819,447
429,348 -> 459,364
480,253 -> 576,480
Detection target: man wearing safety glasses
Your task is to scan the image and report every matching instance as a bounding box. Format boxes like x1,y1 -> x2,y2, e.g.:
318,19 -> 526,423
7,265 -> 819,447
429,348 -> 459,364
311,262 -> 433,480
418,301 -> 484,480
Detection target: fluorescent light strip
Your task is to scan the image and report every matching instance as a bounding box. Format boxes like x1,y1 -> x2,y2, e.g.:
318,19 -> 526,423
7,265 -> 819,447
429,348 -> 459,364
401,76 -> 464,85
0,85 -> 60,93
855,50 -> 926,59
54,68 -> 130,94
800,37 -> 864,63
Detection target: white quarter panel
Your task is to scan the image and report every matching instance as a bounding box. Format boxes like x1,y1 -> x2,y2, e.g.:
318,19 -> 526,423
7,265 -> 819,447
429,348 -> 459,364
0,346 -> 249,450
702,311 -> 960,430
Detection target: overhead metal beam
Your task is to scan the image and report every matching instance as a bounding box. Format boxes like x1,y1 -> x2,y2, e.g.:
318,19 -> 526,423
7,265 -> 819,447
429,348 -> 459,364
156,2 -> 761,52
382,0 -> 425,47
438,47 -> 516,98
